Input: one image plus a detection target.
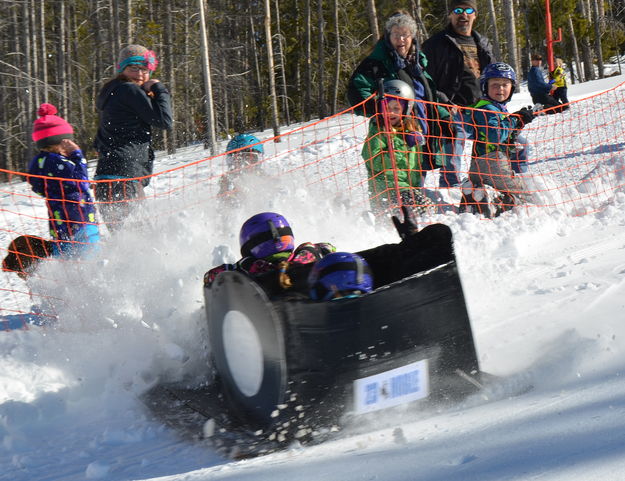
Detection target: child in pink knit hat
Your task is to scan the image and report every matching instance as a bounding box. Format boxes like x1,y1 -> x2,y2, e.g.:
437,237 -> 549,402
27,104 -> 100,257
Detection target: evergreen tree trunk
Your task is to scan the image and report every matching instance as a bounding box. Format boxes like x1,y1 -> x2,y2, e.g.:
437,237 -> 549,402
59,4 -> 70,115
411,0 -> 428,44
567,15 -> 583,83
126,0 -> 133,42
183,0 -> 193,143
198,0 -> 217,153
608,0 -> 622,75
69,4 -> 86,141
0,55 -> 5,174
11,5 -> 23,170
264,0 -> 281,138
164,1 -> 176,154
292,0 -> 303,122
39,0 -> 48,103
503,0 -> 519,86
592,0 -> 604,78
367,0 -> 379,45
578,0 -> 596,80
221,51 -> 230,134
520,0 -> 532,79
581,39 -> 595,80
304,0 -> 312,121
331,0 -> 340,114
274,0 -> 291,125
0,84 -> 6,175
248,11 -> 266,131
486,0 -> 502,60
92,0 -> 104,108
111,0 -> 121,60
317,0 -> 326,119
21,0 -> 34,160
29,0 -> 40,109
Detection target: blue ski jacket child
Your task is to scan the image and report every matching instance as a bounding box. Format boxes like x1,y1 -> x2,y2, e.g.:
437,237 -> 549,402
28,149 -> 100,254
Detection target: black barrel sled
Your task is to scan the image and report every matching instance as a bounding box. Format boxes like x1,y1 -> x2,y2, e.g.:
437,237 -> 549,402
200,222 -> 486,445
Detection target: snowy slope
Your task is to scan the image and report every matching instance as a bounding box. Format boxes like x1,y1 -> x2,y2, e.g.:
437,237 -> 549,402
1,75 -> 625,481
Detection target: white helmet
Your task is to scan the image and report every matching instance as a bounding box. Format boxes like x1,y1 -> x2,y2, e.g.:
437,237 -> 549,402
382,79 -> 415,115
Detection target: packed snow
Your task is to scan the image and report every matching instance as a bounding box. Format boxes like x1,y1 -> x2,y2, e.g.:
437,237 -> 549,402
1,74 -> 625,481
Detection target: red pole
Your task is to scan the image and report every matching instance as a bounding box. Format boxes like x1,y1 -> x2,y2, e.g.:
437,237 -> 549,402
544,0 -> 562,73
545,0 -> 554,71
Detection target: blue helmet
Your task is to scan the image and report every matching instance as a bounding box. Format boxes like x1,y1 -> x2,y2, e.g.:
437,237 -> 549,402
239,212 -> 294,259
308,252 -> 374,301
226,134 -> 264,169
226,133 -> 263,155
481,62 -> 516,101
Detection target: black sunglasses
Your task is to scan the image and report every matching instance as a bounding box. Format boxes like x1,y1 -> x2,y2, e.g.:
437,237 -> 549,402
452,7 -> 476,14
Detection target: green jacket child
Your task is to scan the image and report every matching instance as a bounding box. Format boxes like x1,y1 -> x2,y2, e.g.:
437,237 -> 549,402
361,82 -> 433,216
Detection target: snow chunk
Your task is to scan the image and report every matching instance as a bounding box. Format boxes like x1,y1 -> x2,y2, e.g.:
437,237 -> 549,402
85,460 -> 110,479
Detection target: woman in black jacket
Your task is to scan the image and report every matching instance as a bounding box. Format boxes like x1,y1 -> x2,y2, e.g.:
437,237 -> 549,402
94,45 -> 173,231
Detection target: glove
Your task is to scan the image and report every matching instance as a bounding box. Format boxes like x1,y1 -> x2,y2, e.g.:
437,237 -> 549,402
513,107 -> 534,127
436,90 -> 450,104
391,205 -> 419,240
548,79 -> 556,85
404,131 -> 425,147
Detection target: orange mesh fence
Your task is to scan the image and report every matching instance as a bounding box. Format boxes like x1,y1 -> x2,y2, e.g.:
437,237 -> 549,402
2,81 -> 625,325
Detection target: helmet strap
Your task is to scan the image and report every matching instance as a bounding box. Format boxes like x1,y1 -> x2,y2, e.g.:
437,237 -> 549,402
240,225 -> 293,258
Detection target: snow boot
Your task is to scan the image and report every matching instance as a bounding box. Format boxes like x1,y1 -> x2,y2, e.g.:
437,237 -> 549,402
459,193 -> 491,218
493,192 -> 516,217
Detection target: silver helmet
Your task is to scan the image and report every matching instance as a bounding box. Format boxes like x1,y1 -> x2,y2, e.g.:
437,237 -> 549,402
382,79 -> 415,115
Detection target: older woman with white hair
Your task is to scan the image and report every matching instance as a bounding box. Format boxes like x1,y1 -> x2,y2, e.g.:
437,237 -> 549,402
347,10 -> 437,130
348,11 -> 449,214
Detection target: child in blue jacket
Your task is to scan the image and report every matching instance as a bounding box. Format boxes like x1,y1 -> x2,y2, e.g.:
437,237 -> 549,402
28,104 -> 100,255
461,63 -> 535,216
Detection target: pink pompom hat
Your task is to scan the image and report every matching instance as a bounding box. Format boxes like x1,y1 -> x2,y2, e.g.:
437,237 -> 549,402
32,103 -> 74,148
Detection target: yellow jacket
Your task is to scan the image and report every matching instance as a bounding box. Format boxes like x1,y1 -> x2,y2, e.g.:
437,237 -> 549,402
552,66 -> 567,88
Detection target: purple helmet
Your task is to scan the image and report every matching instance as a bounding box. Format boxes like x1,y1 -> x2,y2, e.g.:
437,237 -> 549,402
308,252 -> 374,301
481,62 -> 516,101
239,212 -> 294,258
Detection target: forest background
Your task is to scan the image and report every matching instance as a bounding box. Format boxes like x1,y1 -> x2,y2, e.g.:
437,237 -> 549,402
1,0 -> 624,176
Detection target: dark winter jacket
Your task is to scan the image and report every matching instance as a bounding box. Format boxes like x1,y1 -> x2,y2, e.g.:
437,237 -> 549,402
527,66 -> 552,96
94,79 -> 172,185
28,149 -> 98,242
421,26 -> 496,107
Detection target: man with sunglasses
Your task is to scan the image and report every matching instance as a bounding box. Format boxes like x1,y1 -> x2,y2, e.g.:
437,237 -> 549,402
422,0 -> 496,188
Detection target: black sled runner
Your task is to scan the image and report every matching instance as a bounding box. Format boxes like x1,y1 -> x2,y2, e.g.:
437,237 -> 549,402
145,222 -> 488,455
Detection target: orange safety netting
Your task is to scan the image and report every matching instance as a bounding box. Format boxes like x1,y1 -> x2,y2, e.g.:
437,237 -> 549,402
1,81 -> 625,325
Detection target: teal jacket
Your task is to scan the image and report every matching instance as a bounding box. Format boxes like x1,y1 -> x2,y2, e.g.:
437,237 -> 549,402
464,98 -> 522,157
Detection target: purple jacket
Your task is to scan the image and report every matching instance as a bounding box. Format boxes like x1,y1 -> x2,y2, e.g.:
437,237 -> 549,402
28,149 -> 97,241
